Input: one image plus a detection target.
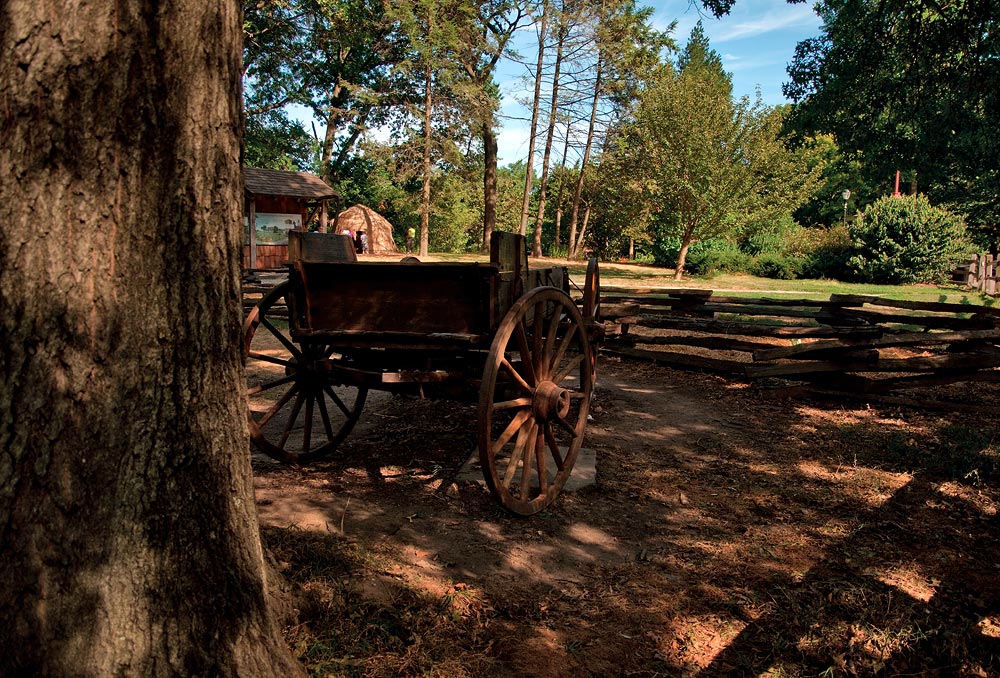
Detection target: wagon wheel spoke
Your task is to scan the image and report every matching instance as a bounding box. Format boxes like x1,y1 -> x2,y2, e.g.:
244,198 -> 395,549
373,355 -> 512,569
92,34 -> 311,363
246,351 -> 295,369
301,392 -> 315,453
531,307 -> 545,377
493,396 -> 532,410
323,385 -> 353,419
316,390 -> 336,442
503,418 -> 535,489
501,358 -> 533,394
534,427 -> 548,494
492,409 -> 533,455
554,413 -> 579,438
541,308 -> 564,380
278,390 -> 307,448
256,383 -> 300,429
519,421 -> 538,497
513,321 -> 537,386
552,353 -> 585,385
247,374 -> 296,396
261,316 -> 303,361
544,425 -> 565,471
549,323 -> 578,379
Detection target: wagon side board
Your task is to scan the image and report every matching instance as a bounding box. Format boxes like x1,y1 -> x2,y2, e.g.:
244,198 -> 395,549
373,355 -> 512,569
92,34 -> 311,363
291,261 -> 500,345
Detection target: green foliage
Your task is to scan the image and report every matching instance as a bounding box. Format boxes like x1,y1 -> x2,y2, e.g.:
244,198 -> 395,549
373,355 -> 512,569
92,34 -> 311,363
847,195 -> 972,284
654,238 -> 750,276
798,224 -> 854,280
751,253 -> 801,280
785,0 -> 1000,231
244,111 -> 317,171
609,25 -> 823,277
739,212 -> 802,257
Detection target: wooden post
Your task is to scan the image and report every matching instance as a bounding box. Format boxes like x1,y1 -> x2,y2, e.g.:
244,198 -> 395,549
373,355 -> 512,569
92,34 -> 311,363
967,254 -> 978,287
988,254 -> 997,296
248,196 -> 257,270
319,199 -> 328,233
981,252 -> 988,292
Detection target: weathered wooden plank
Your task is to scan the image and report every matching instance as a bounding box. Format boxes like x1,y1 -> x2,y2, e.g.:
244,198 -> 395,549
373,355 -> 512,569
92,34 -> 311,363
294,261 -> 498,337
702,295 -> 836,307
601,286 -> 714,297
831,308 -> 998,329
636,315 -> 882,339
829,293 -> 1000,316
746,351 -> 1000,378
753,328 -> 1000,361
602,346 -> 749,374
608,333 -> 775,353
600,303 -> 643,319
703,303 -> 834,319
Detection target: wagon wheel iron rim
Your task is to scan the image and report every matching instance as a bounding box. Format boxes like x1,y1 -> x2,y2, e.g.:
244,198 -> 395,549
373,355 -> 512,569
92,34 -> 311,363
243,281 -> 367,465
478,286 -> 595,515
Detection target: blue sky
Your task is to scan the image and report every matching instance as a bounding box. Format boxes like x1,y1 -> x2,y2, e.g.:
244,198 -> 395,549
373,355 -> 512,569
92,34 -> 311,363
496,0 -> 824,164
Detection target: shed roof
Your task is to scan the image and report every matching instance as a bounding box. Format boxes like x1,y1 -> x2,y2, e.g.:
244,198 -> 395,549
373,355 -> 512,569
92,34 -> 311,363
244,167 -> 339,200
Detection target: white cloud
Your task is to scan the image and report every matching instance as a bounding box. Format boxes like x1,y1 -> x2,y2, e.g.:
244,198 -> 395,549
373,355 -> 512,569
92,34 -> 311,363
712,5 -> 819,43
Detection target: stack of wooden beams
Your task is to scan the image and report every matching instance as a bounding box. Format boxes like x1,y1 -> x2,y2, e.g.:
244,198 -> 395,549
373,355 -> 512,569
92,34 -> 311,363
599,287 -> 1000,396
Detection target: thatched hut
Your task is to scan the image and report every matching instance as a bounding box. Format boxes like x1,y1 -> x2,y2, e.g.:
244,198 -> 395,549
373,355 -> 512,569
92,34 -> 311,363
336,204 -> 398,254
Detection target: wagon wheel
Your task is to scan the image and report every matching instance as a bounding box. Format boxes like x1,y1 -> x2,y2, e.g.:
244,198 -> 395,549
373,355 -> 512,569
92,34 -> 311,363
478,287 -> 595,515
243,281 -> 367,465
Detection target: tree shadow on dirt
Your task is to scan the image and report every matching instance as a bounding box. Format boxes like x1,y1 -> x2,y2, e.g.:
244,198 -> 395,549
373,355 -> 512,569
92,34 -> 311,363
252,358 -> 1000,676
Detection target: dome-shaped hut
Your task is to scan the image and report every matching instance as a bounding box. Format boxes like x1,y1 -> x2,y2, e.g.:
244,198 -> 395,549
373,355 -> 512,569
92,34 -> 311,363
335,205 -> 398,254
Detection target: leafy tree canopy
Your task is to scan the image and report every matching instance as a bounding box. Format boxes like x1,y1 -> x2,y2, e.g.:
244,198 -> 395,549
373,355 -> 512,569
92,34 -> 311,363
784,0 -> 1000,231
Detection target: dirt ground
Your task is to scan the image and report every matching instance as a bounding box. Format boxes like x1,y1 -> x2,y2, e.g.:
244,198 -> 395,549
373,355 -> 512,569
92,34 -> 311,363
254,356 -> 1000,677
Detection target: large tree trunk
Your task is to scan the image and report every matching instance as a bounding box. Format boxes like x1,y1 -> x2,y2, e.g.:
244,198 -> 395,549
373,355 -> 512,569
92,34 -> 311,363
675,231 -> 695,280
519,1 -> 548,242
0,2 -> 304,676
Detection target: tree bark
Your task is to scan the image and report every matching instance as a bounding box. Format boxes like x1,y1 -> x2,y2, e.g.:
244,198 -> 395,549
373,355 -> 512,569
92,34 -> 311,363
0,2 -> 304,675
675,232 -> 695,280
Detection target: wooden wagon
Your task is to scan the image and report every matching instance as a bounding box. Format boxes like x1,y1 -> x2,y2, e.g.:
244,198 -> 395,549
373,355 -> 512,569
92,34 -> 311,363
243,231 -> 602,515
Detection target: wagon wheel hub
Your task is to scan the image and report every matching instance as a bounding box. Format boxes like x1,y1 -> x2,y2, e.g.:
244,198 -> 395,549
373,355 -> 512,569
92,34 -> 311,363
533,380 -> 571,421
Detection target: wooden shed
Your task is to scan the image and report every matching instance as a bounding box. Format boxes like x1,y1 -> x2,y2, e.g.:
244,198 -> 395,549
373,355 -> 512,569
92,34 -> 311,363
243,167 -> 340,270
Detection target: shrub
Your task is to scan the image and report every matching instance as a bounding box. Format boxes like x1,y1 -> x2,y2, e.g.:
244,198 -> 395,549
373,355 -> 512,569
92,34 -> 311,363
740,213 -> 802,257
799,224 -> 854,280
847,194 -> 971,284
684,239 -> 752,276
751,253 -> 801,280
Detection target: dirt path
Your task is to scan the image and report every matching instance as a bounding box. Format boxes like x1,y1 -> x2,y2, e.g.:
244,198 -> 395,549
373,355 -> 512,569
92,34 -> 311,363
254,357 -> 1000,677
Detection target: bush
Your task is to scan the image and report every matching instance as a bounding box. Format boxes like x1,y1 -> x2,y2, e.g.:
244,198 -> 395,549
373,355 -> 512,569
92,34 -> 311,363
684,239 -> 752,276
740,213 -> 802,257
799,224 -> 854,280
847,195 -> 971,284
751,253 -> 801,279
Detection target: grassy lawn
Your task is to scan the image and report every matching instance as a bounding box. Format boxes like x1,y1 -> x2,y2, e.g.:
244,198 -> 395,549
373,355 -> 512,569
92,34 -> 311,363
428,251 -> 996,307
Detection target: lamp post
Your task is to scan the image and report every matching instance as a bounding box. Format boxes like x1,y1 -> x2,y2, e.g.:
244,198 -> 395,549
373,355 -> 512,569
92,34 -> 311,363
842,189 -> 851,228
